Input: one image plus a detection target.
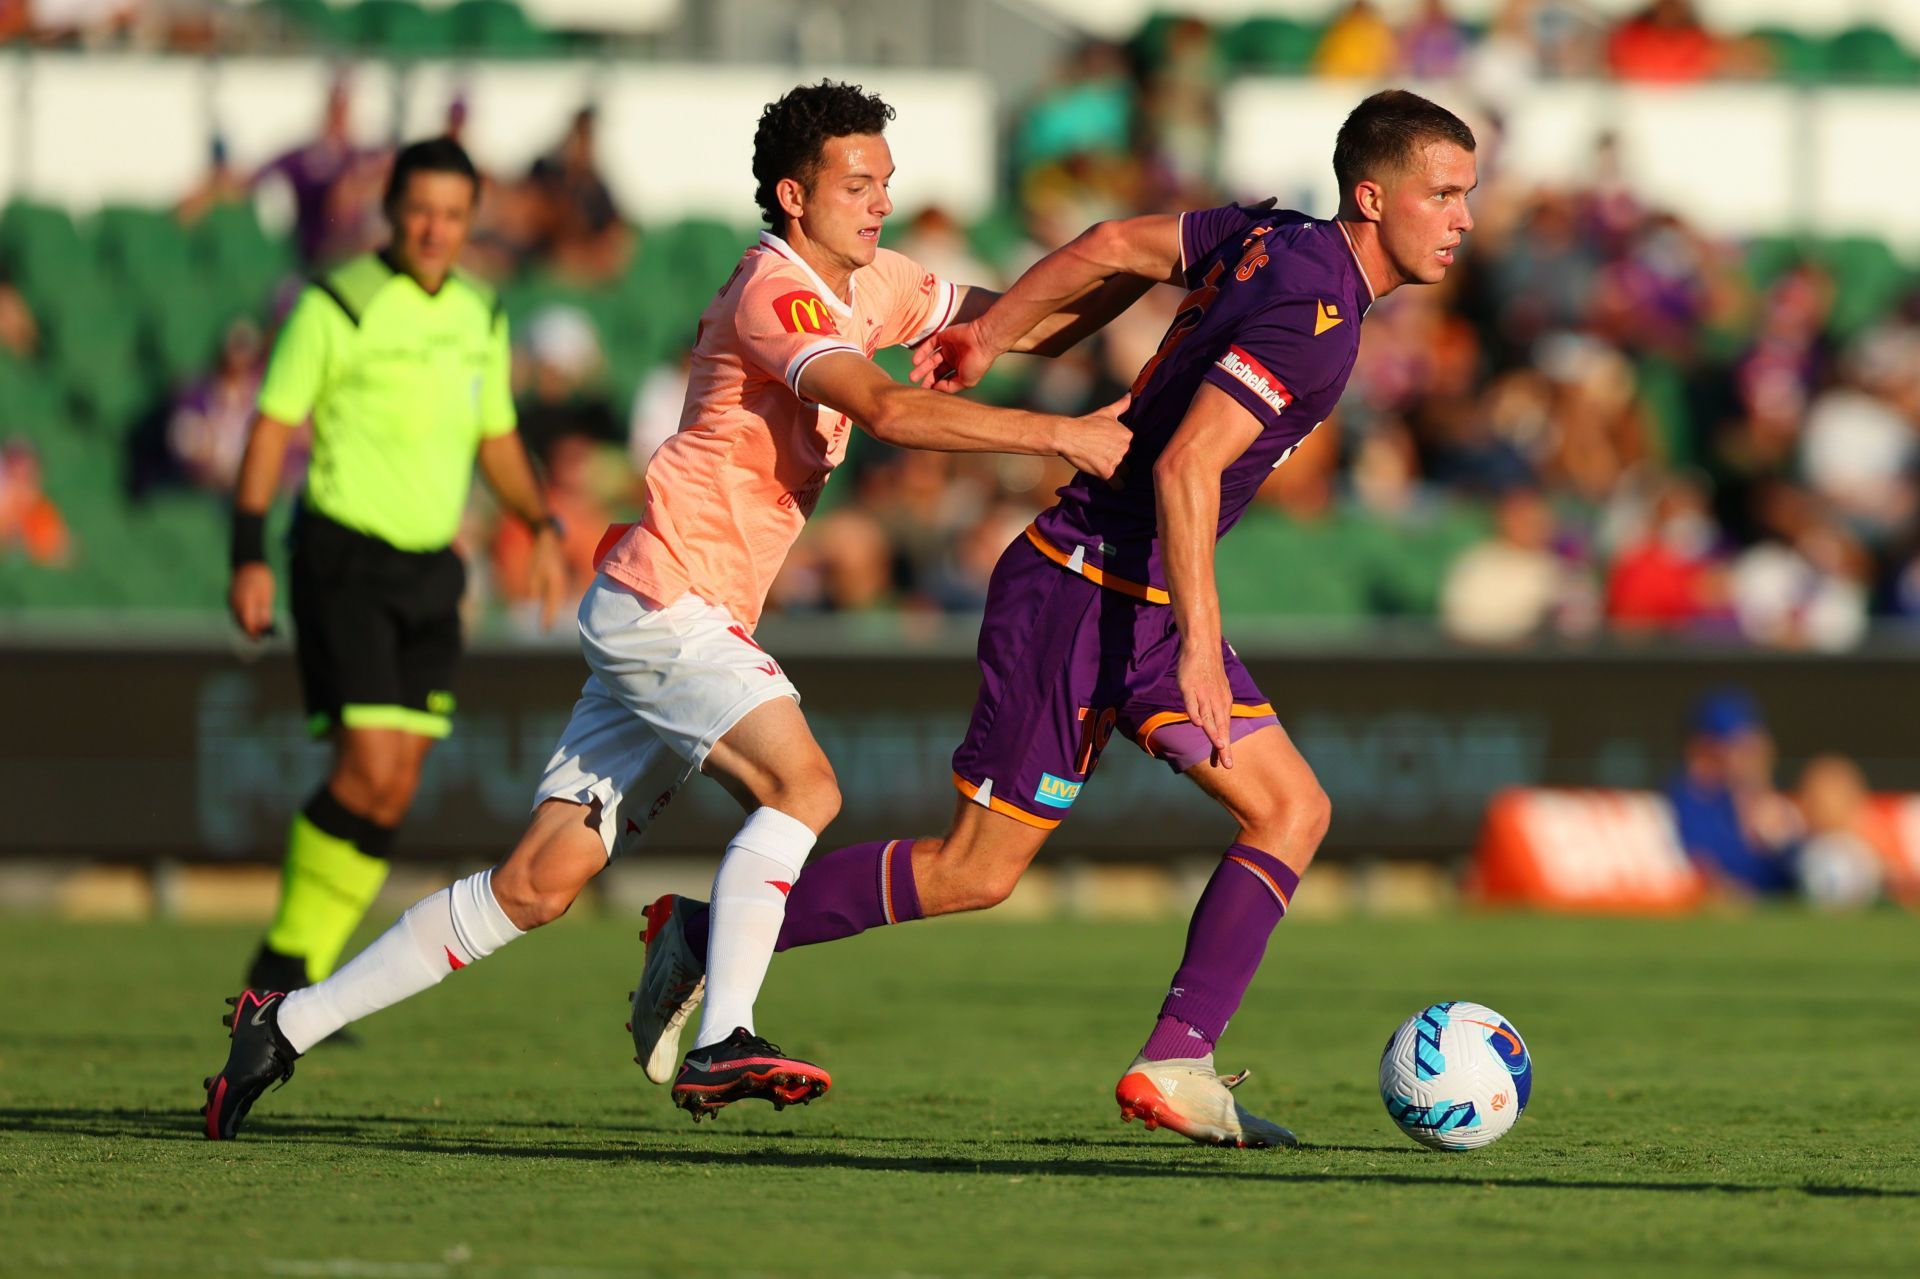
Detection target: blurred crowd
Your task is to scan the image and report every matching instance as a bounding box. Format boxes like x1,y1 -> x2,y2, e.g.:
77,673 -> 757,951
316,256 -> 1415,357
3,2 -> 1918,651
1669,689 -> 1909,909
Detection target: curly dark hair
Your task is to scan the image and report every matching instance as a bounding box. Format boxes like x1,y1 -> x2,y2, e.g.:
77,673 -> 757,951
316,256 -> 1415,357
752,80 -> 896,232
1332,90 -> 1475,200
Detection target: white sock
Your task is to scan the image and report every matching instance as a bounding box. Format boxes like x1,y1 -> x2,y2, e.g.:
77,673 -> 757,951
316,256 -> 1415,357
693,807 -> 816,1049
277,869 -> 525,1054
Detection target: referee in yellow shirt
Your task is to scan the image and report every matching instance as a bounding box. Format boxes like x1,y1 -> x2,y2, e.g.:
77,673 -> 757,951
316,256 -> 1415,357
228,137 -> 566,995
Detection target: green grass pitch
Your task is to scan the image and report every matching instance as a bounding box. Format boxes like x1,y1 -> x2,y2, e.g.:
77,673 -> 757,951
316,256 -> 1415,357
2,910 -> 1916,1277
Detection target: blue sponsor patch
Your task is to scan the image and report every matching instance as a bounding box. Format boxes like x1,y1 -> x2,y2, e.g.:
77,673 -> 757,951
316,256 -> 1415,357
1033,772 -> 1082,809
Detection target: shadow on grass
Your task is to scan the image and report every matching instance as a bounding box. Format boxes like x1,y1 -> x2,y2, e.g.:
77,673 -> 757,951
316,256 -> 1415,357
4,1106 -> 1916,1202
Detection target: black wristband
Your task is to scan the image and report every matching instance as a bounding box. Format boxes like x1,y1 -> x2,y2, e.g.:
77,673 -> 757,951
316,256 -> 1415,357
231,511 -> 267,569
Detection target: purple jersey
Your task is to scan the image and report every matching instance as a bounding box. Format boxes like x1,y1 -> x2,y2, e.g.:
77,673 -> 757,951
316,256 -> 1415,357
1029,203 -> 1373,599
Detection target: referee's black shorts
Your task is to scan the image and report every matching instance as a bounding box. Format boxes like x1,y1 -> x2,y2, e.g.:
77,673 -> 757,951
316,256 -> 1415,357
289,508 -> 466,740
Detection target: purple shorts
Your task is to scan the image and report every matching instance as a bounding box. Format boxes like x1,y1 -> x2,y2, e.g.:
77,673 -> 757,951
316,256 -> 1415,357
950,534 -> 1278,830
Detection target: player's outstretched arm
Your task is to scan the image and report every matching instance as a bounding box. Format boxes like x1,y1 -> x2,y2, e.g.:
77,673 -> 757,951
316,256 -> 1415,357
1154,383 -> 1264,770
801,350 -> 1130,480
227,411 -> 296,639
912,215 -> 1184,391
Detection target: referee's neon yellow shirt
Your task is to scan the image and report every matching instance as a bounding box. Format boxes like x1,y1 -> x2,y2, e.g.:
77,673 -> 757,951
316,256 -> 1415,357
257,252 -> 516,552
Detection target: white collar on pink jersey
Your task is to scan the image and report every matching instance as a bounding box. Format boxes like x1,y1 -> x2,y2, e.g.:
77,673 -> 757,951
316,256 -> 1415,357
756,231 -> 857,316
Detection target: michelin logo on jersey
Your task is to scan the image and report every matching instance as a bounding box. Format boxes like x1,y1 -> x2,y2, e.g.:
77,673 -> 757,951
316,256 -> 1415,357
1217,346 -> 1292,414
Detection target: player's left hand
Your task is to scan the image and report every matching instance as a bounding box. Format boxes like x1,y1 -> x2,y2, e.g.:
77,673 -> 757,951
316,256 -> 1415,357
911,321 -> 997,393
530,525 -> 569,632
1176,646 -> 1234,770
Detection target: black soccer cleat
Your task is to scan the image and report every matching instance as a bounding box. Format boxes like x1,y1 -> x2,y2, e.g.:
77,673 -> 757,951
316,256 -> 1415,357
201,989 -> 301,1140
670,1027 -> 831,1121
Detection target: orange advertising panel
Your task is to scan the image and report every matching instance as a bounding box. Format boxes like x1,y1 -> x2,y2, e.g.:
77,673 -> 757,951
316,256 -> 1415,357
1864,795 -> 1920,906
1469,789 -> 1707,914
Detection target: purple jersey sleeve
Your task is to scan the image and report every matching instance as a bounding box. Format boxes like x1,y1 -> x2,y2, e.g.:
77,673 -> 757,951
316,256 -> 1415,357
1198,302 -> 1345,433
1178,206 -> 1251,285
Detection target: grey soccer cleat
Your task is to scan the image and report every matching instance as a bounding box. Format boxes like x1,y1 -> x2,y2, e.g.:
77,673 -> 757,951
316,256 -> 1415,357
1115,1054 -> 1299,1149
628,894 -> 707,1084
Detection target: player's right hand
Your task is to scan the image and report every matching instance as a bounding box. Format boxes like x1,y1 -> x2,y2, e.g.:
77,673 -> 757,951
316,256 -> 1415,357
1176,645 -> 1235,770
910,320 -> 997,393
1060,393 -> 1132,481
229,563 -> 276,639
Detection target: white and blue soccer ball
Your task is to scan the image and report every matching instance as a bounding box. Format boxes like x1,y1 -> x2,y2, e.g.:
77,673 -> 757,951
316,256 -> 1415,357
1379,1001 -> 1532,1151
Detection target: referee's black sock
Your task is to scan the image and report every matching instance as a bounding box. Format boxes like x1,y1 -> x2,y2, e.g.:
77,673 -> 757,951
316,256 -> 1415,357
260,786 -> 395,984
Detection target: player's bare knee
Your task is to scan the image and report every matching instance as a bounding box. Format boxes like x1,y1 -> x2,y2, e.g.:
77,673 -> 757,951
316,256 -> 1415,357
1300,784 -> 1333,849
488,864 -> 577,931
1236,778 -> 1331,862
765,762 -> 840,832
974,867 -> 1024,910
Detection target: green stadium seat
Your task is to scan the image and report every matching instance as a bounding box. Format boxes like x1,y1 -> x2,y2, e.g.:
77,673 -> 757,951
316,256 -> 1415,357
1224,16 -> 1321,74
1215,508 -> 1371,620
1751,27 -> 1827,82
1633,354 -> 1694,468
450,0 -> 557,55
1818,236 -> 1914,339
1742,234 -> 1809,293
192,202 -> 295,312
966,204 -> 1027,277
353,0 -> 454,56
1129,12 -> 1189,73
1,202 -> 86,273
1825,25 -> 1919,84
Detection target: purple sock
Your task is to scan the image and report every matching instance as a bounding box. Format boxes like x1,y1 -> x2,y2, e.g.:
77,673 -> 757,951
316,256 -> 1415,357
1140,843 -> 1301,1062
683,838 -> 921,956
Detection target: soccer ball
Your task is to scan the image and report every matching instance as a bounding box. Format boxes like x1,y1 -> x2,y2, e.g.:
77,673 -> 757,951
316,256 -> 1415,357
1379,1001 -> 1532,1151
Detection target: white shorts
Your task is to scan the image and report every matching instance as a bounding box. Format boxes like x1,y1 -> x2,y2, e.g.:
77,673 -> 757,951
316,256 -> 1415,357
533,574 -> 801,859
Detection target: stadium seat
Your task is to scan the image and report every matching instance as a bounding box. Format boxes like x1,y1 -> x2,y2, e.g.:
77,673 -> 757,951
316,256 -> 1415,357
63,354 -> 155,439
1129,12 -> 1188,74
1824,25 -> 1919,84
1224,16 -> 1322,74
1742,233 -> 1810,293
966,204 -> 1027,276
1214,508 -> 1371,621
1632,354 -> 1694,467
352,0 -> 454,56
192,202 -> 295,312
147,292 -> 230,390
449,0 -> 557,56
1750,27 -> 1827,82
1818,236 -> 1914,339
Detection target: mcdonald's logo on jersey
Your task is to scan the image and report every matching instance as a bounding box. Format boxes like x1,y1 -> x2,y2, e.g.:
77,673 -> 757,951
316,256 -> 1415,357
772,290 -> 839,336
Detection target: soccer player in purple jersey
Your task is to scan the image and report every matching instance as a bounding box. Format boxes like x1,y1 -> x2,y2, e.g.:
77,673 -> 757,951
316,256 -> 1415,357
632,90 -> 1478,1147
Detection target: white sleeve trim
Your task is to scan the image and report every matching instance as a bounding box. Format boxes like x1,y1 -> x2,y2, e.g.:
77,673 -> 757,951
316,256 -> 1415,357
785,339 -> 863,399
1177,210 -> 1191,275
900,277 -> 960,348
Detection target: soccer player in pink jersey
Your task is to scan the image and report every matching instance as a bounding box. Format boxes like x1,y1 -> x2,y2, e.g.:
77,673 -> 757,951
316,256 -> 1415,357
634,90 -> 1479,1148
202,81 -> 1134,1139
